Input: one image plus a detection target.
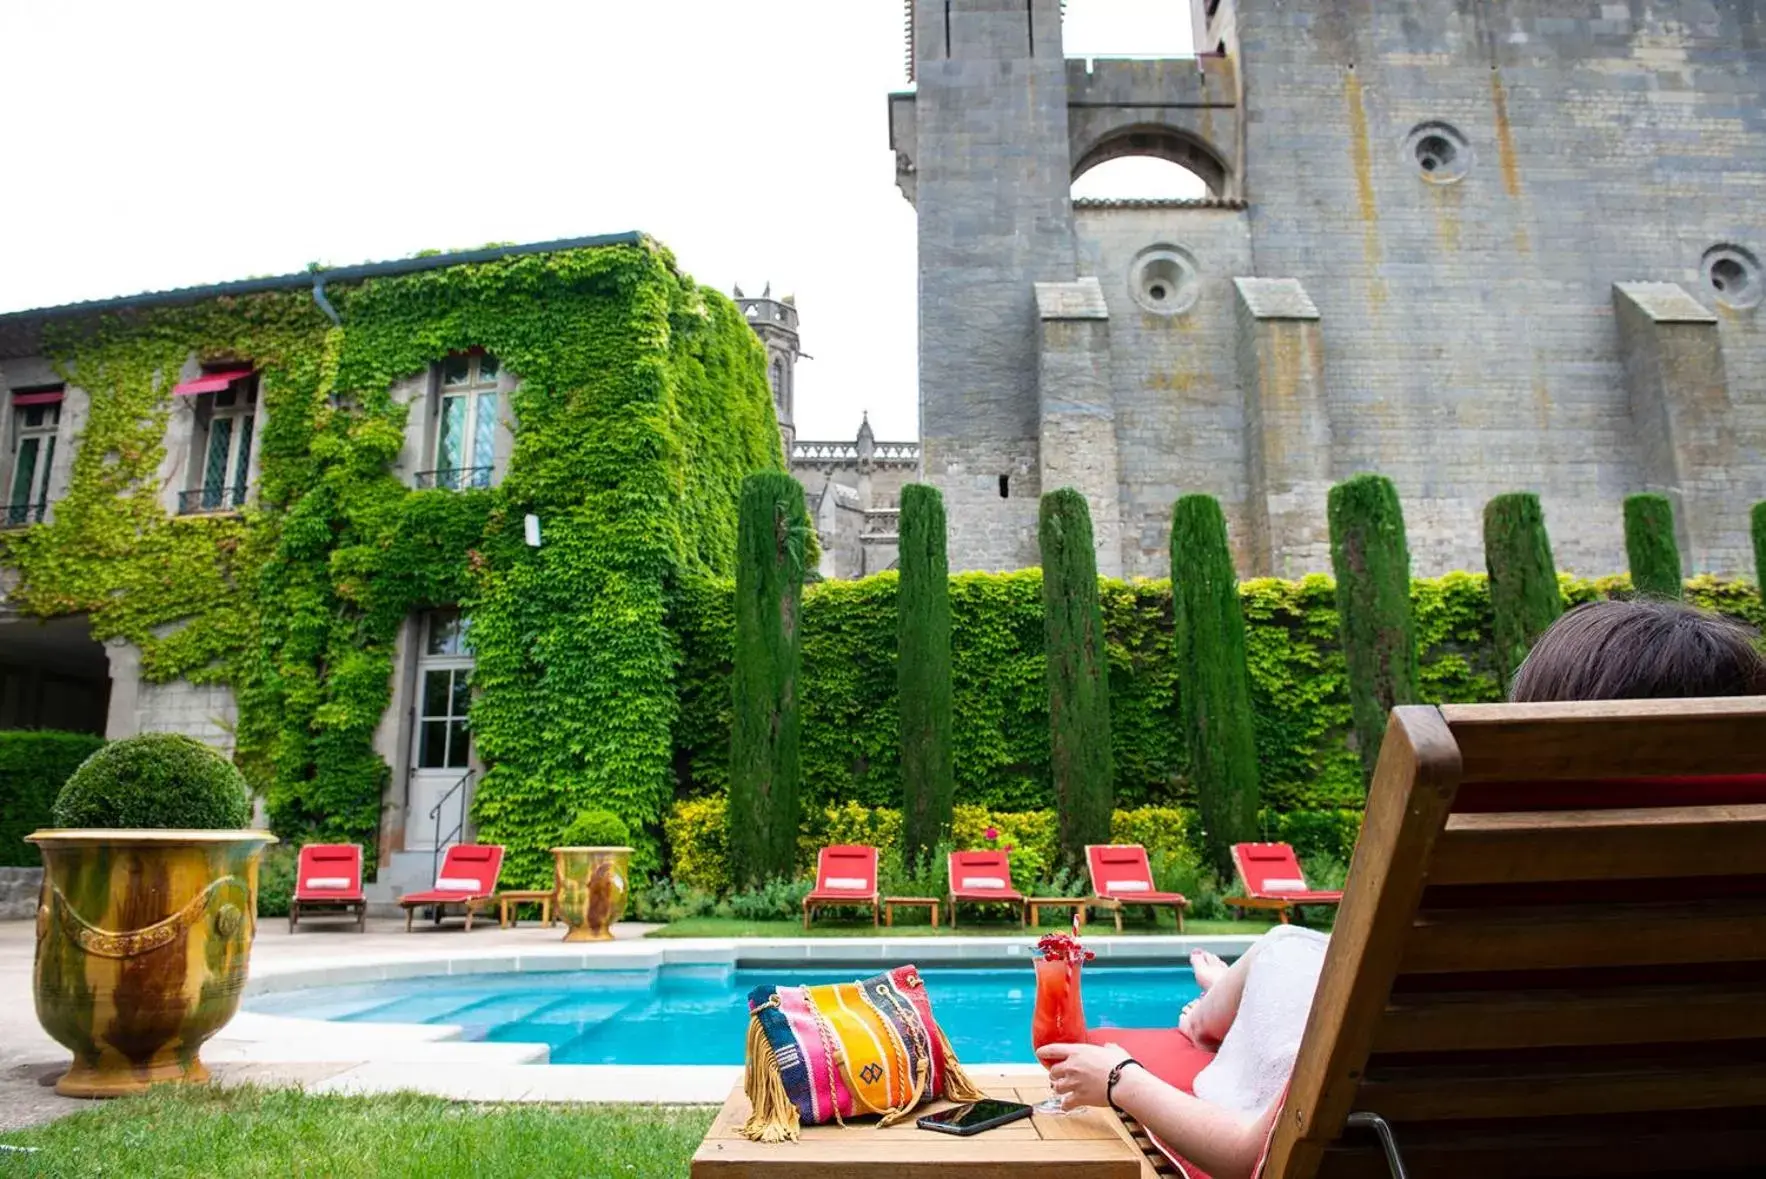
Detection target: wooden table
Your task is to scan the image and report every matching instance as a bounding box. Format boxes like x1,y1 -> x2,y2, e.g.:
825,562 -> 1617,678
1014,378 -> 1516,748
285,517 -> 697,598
496,889 -> 555,928
1027,897 -> 1088,928
691,1071 -> 1159,1177
883,895 -> 940,928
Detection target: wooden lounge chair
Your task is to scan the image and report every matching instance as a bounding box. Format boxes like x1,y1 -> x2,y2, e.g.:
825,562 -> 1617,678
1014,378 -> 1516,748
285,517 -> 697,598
1099,698 -> 1766,1177
802,844 -> 879,930
1224,842 -> 1344,926
398,843 -> 504,932
1086,843 -> 1188,933
947,849 -> 1026,928
1260,698 -> 1766,1177
289,842 -> 366,933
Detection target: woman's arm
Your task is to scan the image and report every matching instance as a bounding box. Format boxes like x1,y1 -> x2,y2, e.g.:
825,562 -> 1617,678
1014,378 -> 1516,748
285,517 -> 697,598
1037,1042 -> 1276,1179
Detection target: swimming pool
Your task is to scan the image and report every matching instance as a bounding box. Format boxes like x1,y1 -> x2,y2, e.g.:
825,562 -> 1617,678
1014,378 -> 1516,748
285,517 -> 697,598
246,964 -> 1201,1065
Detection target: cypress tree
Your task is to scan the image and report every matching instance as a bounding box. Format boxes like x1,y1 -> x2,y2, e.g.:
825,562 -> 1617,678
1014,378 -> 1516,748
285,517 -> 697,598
1624,493 -> 1683,599
728,472 -> 809,889
1039,489 -> 1114,868
1328,474 -> 1420,784
897,483 -> 955,867
1754,502 -> 1766,604
1169,495 -> 1261,878
1483,492 -> 1564,687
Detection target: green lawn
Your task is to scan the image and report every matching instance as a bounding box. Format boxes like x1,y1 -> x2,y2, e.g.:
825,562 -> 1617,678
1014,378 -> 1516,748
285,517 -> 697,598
0,1087 -> 714,1179
648,914 -> 1283,938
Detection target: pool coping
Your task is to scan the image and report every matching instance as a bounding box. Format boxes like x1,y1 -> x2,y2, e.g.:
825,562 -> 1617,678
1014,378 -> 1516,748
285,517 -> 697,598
229,934 -> 1256,1103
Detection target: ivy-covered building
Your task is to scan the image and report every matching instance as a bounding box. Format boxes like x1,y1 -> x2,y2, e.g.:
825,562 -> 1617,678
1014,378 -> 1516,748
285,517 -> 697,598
0,235 -> 785,888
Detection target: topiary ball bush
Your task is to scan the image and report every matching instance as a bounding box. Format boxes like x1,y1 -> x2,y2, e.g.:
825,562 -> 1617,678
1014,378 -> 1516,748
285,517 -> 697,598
51,733 -> 252,830
560,809 -> 632,848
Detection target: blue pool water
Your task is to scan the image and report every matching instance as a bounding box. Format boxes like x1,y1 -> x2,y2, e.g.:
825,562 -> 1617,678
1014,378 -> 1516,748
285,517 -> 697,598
246,965 -> 1200,1065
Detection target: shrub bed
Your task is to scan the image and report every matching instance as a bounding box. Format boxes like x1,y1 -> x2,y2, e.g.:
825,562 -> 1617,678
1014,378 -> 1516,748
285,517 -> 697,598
0,730 -> 105,866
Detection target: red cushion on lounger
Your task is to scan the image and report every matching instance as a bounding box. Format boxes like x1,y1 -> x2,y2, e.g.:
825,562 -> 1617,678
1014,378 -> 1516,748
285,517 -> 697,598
1084,1026 -> 1218,1179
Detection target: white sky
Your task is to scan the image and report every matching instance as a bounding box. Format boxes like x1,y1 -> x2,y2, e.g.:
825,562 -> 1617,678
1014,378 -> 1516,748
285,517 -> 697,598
0,1 -> 1196,442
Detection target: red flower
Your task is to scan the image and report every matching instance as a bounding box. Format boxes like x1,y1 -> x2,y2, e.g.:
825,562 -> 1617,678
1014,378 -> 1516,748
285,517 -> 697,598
984,827 -> 999,842
1004,844 -> 1014,853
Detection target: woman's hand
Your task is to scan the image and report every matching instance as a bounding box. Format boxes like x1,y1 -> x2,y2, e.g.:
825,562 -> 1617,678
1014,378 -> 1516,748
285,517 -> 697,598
1035,1042 -> 1133,1111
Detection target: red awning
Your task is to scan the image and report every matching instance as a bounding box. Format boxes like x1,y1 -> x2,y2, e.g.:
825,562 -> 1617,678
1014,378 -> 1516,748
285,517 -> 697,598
172,368 -> 254,397
11,389 -> 64,407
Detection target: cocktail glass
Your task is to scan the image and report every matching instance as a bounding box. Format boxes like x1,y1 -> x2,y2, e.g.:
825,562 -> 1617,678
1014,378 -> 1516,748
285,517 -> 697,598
1030,954 -> 1088,1115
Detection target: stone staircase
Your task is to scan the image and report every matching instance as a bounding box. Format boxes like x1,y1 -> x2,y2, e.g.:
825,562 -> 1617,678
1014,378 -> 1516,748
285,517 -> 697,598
364,848 -> 451,918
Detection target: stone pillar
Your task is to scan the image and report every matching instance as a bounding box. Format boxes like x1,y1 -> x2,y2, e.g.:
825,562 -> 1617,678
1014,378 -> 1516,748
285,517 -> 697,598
1613,282 -> 1734,572
103,639 -> 141,740
1036,278 -> 1122,578
1234,278 -> 1333,577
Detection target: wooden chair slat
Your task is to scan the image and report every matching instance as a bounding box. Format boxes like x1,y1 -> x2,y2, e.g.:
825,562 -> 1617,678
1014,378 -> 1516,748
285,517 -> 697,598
1313,1113 -> 1766,1179
1430,805 -> 1766,885
1400,898 -> 1766,974
1440,698 -> 1766,782
1372,982 -> 1766,1054
1355,1058 -> 1766,1122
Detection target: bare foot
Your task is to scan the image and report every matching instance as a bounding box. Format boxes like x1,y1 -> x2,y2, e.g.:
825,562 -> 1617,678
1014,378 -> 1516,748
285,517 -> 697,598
1190,948 -> 1228,991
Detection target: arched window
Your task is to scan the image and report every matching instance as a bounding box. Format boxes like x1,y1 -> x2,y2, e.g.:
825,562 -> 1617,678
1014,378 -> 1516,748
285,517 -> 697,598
770,358 -> 786,405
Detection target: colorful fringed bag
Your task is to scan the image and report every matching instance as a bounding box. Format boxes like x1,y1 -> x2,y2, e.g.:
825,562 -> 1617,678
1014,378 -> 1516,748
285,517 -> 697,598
740,964 -> 987,1142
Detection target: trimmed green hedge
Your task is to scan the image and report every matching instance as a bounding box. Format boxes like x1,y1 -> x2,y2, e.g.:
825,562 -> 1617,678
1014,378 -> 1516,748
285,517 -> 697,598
1328,475 -> 1420,782
727,472 -> 809,888
670,571 -> 1763,820
1171,495 -> 1261,876
1483,493 -> 1564,687
1040,489 -> 1114,868
0,731 -> 106,866
1624,493 -> 1683,600
897,483 -> 955,865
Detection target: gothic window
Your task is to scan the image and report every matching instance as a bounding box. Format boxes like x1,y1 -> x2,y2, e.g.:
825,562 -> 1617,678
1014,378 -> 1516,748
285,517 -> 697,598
771,358 -> 785,406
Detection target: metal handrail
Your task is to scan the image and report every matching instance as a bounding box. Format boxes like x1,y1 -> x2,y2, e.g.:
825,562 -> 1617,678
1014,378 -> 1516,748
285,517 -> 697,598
177,486 -> 248,515
429,767 -> 475,885
415,467 -> 493,491
2,501 -> 47,527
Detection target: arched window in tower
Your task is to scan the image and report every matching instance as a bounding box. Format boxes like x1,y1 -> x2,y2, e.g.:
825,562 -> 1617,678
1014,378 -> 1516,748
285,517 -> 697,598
770,358 -> 786,407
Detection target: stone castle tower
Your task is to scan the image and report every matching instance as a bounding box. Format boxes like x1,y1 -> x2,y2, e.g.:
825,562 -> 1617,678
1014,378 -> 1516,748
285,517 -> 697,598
888,0 -> 1766,578
735,285 -> 801,454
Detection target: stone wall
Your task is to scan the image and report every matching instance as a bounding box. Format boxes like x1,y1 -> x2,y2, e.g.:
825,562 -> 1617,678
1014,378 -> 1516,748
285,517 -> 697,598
0,866 -> 42,922
905,0 -> 1766,580
1225,0 -> 1766,576
1075,204 -> 1255,576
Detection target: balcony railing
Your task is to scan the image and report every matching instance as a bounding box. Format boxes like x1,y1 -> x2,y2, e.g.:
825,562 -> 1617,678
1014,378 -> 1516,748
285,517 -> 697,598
2,501 -> 48,527
415,467 -> 493,491
177,486 -> 249,515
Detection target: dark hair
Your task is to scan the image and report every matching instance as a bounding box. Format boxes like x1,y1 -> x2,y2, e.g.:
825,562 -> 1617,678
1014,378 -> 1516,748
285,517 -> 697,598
1509,599 -> 1766,703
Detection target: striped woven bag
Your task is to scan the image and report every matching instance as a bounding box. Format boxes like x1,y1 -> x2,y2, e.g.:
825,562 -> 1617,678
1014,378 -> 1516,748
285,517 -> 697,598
740,964 -> 986,1142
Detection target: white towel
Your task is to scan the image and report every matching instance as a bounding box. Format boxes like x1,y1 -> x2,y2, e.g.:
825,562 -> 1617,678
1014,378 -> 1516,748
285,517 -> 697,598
1192,925 -> 1329,1117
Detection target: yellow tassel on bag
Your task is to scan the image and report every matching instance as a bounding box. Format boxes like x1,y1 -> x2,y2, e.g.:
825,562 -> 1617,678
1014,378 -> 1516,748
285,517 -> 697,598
936,1023 -> 988,1103
741,1015 -> 801,1143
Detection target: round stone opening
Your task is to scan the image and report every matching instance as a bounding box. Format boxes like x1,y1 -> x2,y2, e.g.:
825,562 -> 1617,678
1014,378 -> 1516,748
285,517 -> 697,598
1129,246 -> 1201,316
1702,245 -> 1763,310
1403,123 -> 1471,184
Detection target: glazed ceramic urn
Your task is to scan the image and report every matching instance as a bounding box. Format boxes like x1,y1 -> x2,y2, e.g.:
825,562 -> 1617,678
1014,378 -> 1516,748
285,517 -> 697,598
26,828 -> 276,1097
550,846 -> 633,942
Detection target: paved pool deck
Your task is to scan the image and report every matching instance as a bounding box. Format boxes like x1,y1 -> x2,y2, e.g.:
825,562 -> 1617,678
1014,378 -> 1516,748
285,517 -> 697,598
0,916 -> 1253,1131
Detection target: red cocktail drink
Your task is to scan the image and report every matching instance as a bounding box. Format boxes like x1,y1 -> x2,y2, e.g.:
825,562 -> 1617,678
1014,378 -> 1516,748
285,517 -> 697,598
1031,926 -> 1093,1113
